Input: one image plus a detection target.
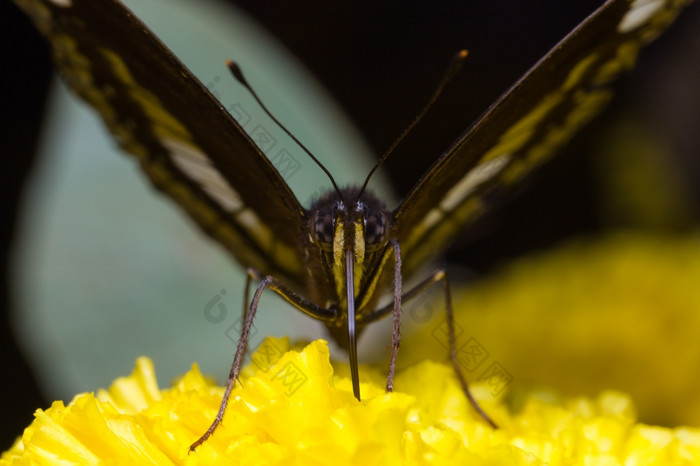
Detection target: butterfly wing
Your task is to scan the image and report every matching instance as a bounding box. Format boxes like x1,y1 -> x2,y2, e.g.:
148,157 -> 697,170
15,0 -> 308,287
392,0 -> 692,275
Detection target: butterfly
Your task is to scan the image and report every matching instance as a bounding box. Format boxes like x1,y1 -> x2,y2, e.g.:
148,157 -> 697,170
14,0 -> 693,451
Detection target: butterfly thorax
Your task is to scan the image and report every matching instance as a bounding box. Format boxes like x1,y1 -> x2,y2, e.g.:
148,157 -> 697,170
306,188 -> 392,347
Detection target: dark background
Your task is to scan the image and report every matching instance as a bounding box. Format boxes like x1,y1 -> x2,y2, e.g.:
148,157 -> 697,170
3,0 -> 699,449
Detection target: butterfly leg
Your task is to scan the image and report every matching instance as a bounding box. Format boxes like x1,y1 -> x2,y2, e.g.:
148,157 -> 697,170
240,273 -> 253,355
361,267 -> 497,428
189,268 -> 338,452
188,271 -> 266,452
377,239 -> 403,393
438,270 -> 498,428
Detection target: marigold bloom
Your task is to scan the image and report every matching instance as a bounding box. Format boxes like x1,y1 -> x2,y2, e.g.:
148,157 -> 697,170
5,232 -> 700,464
3,336 -> 700,464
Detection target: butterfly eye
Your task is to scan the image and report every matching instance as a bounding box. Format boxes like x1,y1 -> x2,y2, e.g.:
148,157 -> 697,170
310,208 -> 335,249
364,210 -> 389,251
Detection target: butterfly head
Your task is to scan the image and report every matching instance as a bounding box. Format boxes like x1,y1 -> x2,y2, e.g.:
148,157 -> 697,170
309,188 -> 390,262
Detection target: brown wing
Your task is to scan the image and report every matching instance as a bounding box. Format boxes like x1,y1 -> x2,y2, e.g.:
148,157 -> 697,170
392,0 -> 692,275
14,0 -> 308,287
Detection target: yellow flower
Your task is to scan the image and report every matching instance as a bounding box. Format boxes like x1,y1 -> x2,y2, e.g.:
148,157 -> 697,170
3,336 -> 700,465
4,233 -> 700,464
400,232 -> 700,427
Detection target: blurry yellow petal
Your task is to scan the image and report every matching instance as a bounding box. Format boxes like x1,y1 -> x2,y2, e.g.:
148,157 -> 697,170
401,232 -> 700,427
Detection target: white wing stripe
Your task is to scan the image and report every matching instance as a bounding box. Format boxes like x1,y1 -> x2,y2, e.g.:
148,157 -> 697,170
164,137 -> 244,212
618,0 -> 666,32
439,155 -> 511,212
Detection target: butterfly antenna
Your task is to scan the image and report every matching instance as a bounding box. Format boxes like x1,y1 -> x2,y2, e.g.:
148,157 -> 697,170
226,60 -> 344,200
357,50 -> 469,200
